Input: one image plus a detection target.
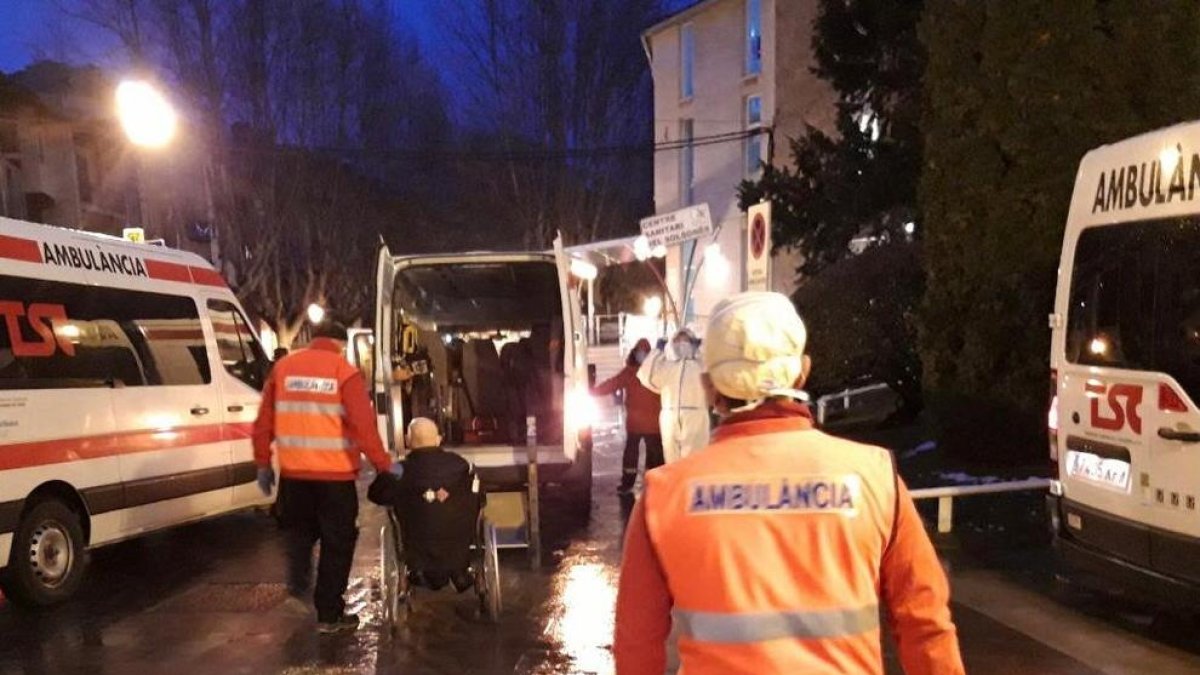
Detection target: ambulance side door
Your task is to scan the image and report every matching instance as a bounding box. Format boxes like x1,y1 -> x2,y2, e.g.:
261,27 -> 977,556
112,292 -> 230,534
203,297 -> 270,507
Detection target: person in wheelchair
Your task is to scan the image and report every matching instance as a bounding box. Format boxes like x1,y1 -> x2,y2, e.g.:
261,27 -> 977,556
381,417 -> 483,592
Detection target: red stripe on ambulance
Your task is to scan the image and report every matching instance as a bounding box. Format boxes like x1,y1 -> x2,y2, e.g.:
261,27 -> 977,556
0,235 -> 43,263
0,423 -> 253,472
189,266 -> 226,287
143,259 -> 193,284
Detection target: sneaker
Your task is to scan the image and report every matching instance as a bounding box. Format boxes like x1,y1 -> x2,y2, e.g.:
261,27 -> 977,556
317,613 -> 360,634
280,595 -> 310,617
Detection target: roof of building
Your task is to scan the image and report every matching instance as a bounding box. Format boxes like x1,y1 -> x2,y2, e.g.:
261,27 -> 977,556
0,72 -> 55,118
643,0 -> 726,39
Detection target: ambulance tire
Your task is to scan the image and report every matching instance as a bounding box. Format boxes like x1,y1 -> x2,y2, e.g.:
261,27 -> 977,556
4,500 -> 87,607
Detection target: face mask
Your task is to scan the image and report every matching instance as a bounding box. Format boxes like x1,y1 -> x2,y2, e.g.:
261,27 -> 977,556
674,342 -> 696,359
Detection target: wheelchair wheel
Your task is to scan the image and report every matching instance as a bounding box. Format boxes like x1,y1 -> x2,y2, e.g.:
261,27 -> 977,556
380,517 -> 409,633
475,520 -> 502,622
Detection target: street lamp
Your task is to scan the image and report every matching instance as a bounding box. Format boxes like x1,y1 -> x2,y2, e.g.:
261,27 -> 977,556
569,258 -> 598,281
307,303 -> 326,325
115,80 -> 177,149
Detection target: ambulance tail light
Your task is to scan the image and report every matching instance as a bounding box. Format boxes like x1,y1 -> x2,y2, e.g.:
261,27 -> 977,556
1048,369 -> 1060,465
1158,383 -> 1189,413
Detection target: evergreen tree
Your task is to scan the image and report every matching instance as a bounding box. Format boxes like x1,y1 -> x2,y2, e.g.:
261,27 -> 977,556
919,0 -> 1200,459
738,0 -> 923,276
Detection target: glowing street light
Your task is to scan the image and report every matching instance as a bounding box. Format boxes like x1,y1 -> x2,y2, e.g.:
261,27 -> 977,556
569,258 -> 598,281
633,235 -> 652,262
116,80 -> 177,149
703,243 -> 730,288
643,295 -> 663,318
306,303 -> 326,324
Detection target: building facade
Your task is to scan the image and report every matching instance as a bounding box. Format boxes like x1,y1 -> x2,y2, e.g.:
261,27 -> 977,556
0,66 -> 136,234
1,63 -> 212,256
643,0 -> 835,332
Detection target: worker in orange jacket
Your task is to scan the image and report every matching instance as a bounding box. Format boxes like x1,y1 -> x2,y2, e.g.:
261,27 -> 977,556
253,321 -> 395,634
614,292 -> 964,674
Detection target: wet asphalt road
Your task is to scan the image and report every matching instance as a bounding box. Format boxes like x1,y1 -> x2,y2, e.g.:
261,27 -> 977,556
2,412 -> 1200,674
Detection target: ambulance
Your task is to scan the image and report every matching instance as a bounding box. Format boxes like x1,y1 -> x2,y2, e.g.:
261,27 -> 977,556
0,217 -> 269,606
1048,122 -> 1200,607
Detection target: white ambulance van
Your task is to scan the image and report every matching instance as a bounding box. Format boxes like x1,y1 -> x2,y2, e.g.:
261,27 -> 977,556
0,217 -> 269,605
1049,122 -> 1200,607
373,241 -> 594,514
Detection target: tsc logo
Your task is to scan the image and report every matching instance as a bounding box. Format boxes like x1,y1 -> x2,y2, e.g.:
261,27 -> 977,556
0,301 -> 74,358
1087,381 -> 1143,434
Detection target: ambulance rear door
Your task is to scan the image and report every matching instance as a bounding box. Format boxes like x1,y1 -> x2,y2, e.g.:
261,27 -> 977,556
374,243 -> 400,454
553,235 -> 589,463
1056,217 -> 1200,584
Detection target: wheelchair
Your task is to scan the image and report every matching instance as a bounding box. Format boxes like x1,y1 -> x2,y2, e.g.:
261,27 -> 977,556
379,496 -> 502,630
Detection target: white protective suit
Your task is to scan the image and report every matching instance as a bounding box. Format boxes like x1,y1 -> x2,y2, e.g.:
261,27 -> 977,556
637,342 -> 711,463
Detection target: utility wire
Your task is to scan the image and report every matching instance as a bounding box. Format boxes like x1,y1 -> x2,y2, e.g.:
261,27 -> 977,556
222,128 -> 768,163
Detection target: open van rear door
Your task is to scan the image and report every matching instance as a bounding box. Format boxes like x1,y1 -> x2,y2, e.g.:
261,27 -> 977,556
553,234 -> 588,463
374,243 -> 399,455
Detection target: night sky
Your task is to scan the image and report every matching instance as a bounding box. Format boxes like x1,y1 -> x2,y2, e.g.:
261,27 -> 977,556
0,0 -> 447,74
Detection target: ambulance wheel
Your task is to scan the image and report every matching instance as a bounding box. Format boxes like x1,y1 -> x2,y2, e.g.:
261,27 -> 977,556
4,499 -> 87,607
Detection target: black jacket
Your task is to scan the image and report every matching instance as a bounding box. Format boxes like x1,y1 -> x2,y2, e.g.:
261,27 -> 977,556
372,447 -> 480,572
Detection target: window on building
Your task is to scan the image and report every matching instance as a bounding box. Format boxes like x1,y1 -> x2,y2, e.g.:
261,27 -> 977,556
746,0 -> 762,75
681,23 -> 695,99
75,152 -> 92,204
745,95 -> 764,176
0,122 -> 18,153
207,300 -> 268,391
0,276 -> 211,389
680,119 -> 695,206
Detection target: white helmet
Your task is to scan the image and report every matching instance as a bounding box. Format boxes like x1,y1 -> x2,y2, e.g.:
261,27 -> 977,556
702,292 -> 807,406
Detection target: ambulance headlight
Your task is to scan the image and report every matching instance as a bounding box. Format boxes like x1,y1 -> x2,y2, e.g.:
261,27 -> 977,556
567,386 -> 599,429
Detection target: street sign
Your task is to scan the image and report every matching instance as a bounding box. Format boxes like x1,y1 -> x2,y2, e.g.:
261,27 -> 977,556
746,201 -> 772,291
122,227 -> 145,244
639,204 -> 713,248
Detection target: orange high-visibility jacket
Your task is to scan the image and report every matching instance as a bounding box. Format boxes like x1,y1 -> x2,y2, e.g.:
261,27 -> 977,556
614,402 -> 964,675
253,338 -> 391,481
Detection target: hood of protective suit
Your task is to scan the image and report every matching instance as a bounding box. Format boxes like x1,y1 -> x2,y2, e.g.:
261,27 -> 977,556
702,292 -> 807,403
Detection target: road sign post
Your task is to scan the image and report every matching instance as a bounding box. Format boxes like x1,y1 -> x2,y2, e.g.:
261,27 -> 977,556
746,201 -> 772,292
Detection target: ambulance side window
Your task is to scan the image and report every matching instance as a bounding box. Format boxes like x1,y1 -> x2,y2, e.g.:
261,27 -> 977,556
206,300 -> 267,390
0,275 -> 209,389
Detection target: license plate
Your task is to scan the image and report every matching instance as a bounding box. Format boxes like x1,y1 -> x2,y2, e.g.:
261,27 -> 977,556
1066,450 -> 1131,492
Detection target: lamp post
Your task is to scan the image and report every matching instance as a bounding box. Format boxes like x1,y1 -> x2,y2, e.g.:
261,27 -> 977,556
115,80 -> 177,241
631,235 -> 679,334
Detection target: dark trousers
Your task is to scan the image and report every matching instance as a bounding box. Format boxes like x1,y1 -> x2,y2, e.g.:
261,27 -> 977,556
278,479 -> 359,622
621,433 -> 664,488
